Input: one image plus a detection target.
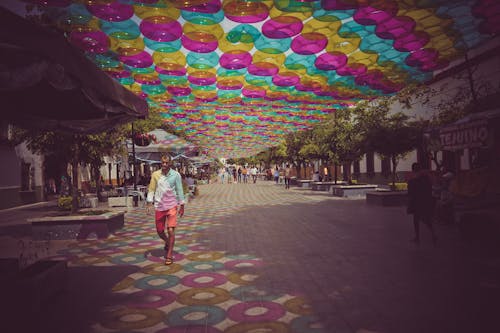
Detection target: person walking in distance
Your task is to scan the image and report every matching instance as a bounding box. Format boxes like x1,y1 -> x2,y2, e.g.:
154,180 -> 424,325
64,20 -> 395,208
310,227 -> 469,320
407,162 -> 437,245
284,164 -> 292,189
146,155 -> 185,265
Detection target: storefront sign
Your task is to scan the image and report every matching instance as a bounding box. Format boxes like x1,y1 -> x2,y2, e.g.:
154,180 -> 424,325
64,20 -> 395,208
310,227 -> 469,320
439,119 -> 490,150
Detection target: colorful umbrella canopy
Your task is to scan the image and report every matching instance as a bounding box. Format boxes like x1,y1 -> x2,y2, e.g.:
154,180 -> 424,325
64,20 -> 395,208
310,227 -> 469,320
6,0 -> 500,157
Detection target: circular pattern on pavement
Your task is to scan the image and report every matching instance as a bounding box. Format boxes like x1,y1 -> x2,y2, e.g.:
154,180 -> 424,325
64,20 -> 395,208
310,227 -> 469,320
126,290 -> 177,308
166,305 -> 226,326
177,287 -> 231,306
183,261 -> 225,273
134,275 -> 180,290
227,272 -> 259,285
110,253 -> 146,265
225,322 -> 290,333
227,301 -> 286,322
284,296 -> 313,315
181,272 -> 227,287
186,251 -> 225,261
224,259 -> 263,269
140,262 -> 182,275
101,308 -> 165,330
230,285 -> 283,302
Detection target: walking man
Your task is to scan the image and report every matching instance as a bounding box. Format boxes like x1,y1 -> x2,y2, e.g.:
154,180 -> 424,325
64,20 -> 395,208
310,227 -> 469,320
407,162 -> 437,245
284,164 -> 292,189
250,166 -> 258,183
146,155 -> 185,265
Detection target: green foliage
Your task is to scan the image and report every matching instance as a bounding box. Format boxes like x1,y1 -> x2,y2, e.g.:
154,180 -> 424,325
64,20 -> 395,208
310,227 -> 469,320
354,99 -> 419,160
284,130 -> 311,165
122,109 -> 186,139
354,97 -> 420,187
255,144 -> 287,168
390,183 -> 408,191
58,196 -> 74,210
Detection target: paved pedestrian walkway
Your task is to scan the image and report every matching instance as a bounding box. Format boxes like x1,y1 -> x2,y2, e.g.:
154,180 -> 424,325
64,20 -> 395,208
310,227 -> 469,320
1,182 -> 499,332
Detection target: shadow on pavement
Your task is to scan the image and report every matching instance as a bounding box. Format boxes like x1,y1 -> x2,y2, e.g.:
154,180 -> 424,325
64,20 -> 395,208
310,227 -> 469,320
2,264 -> 139,333
201,199 -> 500,333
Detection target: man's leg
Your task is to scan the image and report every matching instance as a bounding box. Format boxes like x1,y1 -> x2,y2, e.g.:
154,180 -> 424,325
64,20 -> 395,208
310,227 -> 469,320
165,207 -> 178,264
155,211 -> 168,250
166,227 -> 175,260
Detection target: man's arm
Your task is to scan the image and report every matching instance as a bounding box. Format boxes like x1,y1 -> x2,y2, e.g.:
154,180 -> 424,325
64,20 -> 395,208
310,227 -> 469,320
175,173 -> 185,217
146,172 -> 157,214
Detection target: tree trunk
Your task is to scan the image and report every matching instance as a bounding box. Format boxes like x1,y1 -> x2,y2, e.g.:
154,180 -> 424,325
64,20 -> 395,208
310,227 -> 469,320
334,162 -> 338,184
108,163 -> 113,186
70,139 -> 80,214
93,163 -> 103,202
391,155 -> 398,191
295,164 -> 301,179
71,159 -> 79,214
345,161 -> 352,184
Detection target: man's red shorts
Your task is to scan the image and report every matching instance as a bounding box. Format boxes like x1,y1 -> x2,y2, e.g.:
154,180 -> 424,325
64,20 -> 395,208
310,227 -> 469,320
155,207 -> 177,233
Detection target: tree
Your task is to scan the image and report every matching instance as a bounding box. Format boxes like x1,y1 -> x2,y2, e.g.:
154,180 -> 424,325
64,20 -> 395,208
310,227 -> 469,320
361,109 -> 420,190
15,129 -> 127,213
79,131 -> 127,202
256,144 -> 287,169
331,108 -> 366,183
284,130 -> 311,179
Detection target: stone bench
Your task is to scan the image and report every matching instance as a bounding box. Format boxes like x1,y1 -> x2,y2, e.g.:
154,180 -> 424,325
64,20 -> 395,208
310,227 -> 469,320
311,181 -> 347,191
330,184 -> 379,197
297,180 -> 313,188
366,190 -> 408,206
29,211 -> 125,240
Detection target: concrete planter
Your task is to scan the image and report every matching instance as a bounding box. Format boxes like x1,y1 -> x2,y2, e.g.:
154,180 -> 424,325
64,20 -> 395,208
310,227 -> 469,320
311,181 -> 347,191
29,211 -> 125,240
330,184 -> 378,197
366,190 -> 408,206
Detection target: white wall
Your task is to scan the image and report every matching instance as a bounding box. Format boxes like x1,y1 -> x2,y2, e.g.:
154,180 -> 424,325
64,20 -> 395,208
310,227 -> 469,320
14,142 -> 44,190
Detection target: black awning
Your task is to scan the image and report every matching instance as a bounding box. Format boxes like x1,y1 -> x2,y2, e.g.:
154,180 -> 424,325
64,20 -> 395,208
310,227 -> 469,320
0,7 -> 148,134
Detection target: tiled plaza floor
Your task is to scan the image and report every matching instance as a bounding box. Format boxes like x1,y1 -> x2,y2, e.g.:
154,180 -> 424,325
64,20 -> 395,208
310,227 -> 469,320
1,181 -> 499,333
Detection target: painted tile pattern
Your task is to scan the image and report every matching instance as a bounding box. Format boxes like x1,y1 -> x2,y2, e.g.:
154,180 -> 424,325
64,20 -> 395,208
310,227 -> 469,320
49,183 -> 333,332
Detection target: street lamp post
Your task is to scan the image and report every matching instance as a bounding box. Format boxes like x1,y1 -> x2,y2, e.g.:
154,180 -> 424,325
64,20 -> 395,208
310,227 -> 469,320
131,122 -> 138,207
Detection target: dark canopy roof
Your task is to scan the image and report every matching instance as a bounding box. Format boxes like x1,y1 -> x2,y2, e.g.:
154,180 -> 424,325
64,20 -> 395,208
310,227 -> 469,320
0,7 -> 148,133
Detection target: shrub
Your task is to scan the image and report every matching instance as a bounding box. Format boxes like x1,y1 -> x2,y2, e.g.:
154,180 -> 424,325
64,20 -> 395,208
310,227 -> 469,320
58,196 -> 73,210
390,182 -> 408,191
